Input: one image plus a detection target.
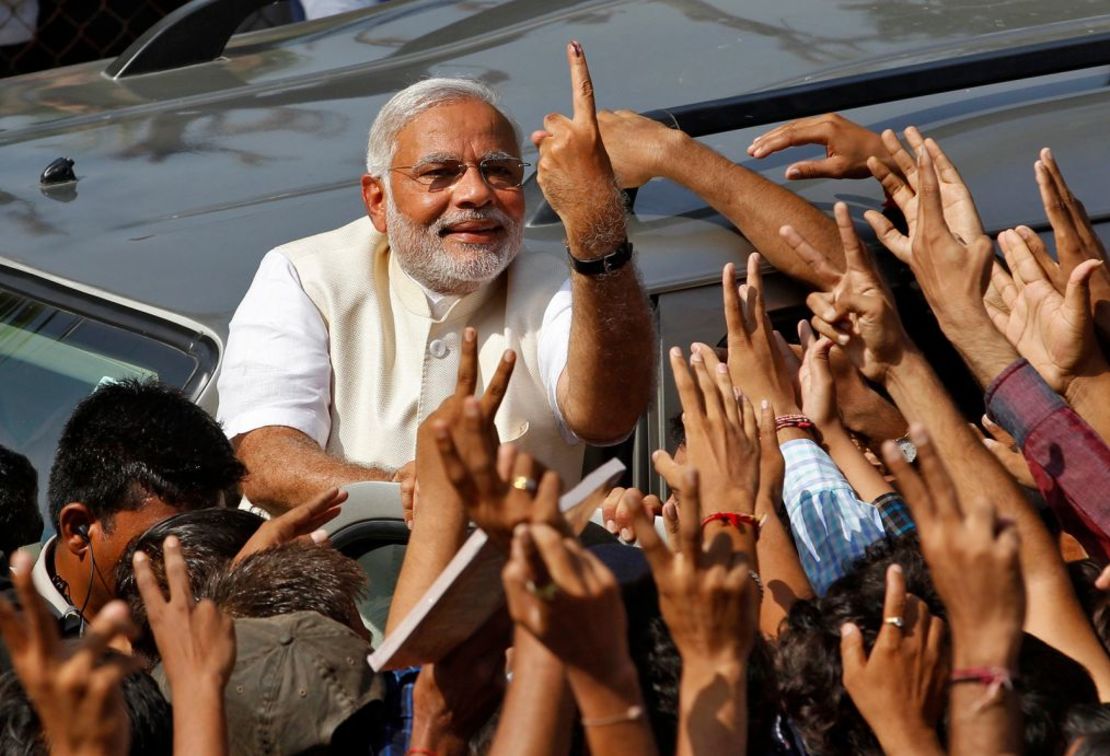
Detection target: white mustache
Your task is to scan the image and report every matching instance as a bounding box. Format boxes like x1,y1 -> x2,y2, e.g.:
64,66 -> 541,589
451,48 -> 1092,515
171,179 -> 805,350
433,209 -> 515,236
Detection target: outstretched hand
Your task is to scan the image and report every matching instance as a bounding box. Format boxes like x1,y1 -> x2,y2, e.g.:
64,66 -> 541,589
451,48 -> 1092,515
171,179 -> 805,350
1034,148 -> 1110,336
722,252 -> 800,411
413,327 -> 516,526
986,228 -> 1105,394
883,425 -> 1025,670
532,42 -> 625,258
653,344 -> 760,521
864,128 -> 985,256
840,564 -> 947,755
627,469 -> 759,667
865,137 -> 993,330
435,416 -> 559,550
0,550 -> 139,756
781,203 -> 910,382
747,113 -> 890,181
233,487 -> 346,564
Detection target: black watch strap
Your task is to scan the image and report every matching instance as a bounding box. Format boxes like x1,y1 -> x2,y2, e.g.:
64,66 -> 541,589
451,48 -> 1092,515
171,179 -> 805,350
567,240 -> 634,277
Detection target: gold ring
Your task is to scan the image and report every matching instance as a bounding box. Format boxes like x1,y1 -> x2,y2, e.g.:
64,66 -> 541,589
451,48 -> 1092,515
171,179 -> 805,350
883,616 -> 904,629
511,475 -> 538,493
525,579 -> 558,601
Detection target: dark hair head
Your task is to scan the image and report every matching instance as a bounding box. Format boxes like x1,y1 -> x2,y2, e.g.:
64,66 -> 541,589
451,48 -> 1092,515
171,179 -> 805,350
46,379 -> 245,532
208,541 -> 368,635
668,413 -> 686,449
113,508 -> 264,660
1018,633 -> 1098,755
0,446 -> 43,561
1068,559 -> 1110,656
1064,702 -> 1110,742
776,535 -> 940,756
0,663 -> 172,756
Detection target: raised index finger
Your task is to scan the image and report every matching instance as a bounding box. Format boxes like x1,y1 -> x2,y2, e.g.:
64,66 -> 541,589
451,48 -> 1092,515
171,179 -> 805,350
567,41 -> 597,126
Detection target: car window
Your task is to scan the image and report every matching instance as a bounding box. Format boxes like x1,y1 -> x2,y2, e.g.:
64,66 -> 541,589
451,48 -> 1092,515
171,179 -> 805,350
0,286 -> 201,535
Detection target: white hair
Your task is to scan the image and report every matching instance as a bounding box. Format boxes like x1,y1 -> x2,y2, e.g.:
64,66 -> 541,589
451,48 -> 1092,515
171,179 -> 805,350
365,78 -> 520,177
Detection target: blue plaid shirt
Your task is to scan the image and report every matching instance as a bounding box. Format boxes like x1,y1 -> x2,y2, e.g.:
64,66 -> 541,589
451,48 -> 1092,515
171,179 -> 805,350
781,439 -> 885,596
874,492 -> 916,537
372,667 -> 420,755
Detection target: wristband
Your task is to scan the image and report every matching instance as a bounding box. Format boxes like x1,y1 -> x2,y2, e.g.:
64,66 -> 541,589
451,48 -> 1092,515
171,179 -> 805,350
775,414 -> 815,432
701,511 -> 764,533
950,666 -> 1016,712
567,240 -> 634,277
581,705 -> 644,727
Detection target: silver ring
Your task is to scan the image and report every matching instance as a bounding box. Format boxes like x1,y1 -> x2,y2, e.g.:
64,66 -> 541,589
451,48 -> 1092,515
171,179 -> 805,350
511,476 -> 538,493
883,616 -> 904,629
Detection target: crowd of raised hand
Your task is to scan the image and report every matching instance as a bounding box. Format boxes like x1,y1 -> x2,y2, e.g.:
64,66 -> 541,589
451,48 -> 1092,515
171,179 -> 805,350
2,61 -> 1110,756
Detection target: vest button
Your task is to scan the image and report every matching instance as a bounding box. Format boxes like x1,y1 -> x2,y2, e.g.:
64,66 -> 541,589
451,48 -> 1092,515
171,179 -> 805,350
429,339 -> 449,359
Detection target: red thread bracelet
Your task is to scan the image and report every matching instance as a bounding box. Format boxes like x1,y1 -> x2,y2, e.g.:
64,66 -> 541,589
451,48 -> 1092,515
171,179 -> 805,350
701,511 -> 763,532
775,414 -> 815,432
950,667 -> 1015,712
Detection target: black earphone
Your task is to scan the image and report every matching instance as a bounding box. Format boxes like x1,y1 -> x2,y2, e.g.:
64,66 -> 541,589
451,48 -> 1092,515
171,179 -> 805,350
76,524 -> 90,542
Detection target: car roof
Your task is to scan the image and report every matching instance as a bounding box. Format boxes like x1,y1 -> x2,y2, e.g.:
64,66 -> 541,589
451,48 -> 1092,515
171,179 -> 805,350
1,0 -> 1109,344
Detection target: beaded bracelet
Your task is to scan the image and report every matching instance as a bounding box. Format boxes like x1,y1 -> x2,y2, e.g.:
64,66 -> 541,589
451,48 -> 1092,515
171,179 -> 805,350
775,414 -> 815,432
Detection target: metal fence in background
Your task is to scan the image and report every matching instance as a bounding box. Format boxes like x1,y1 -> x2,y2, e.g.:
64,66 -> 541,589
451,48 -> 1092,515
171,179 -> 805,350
0,0 -> 295,78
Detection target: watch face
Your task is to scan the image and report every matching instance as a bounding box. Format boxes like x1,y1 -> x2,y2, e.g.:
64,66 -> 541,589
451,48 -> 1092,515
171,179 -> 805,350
897,437 -> 917,463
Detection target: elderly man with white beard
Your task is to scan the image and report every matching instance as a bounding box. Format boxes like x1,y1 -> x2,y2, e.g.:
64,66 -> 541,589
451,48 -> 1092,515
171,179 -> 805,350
217,42 -> 654,516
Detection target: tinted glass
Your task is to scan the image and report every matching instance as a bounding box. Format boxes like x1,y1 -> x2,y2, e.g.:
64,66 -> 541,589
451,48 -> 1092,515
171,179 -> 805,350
0,288 -> 200,538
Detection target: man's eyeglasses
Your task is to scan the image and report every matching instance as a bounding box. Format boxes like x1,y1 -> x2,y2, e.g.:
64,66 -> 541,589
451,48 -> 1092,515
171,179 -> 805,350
390,158 -> 531,191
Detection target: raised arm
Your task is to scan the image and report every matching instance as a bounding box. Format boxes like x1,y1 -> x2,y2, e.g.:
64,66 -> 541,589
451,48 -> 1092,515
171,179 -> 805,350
884,428 -> 1025,756
534,42 -> 653,444
134,536 -> 236,756
598,111 -> 843,289
784,183 -> 1110,697
386,329 -> 516,635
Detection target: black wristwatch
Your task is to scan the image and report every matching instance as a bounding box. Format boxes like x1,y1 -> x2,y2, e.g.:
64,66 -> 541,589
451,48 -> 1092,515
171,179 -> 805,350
567,240 -> 634,277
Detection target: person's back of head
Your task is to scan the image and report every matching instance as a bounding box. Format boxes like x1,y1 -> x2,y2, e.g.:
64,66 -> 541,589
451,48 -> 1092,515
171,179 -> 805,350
1068,559 -> 1110,655
47,379 -> 245,533
0,446 -> 42,566
775,534 -> 937,756
112,508 -> 264,659
1017,633 -> 1098,755
0,664 -> 172,756
208,541 -> 369,639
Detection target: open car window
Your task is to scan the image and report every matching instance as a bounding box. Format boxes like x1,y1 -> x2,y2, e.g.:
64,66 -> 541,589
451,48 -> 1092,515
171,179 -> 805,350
0,277 -> 214,534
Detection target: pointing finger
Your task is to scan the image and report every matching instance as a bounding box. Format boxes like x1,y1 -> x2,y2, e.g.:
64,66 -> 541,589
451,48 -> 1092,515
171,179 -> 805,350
566,41 -> 597,126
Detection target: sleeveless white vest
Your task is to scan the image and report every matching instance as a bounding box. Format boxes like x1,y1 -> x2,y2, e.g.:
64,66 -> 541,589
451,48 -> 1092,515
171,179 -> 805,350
278,216 -> 585,485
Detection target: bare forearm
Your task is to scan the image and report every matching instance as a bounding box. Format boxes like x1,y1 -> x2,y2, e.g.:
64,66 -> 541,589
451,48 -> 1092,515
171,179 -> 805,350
489,630 -> 574,756
753,493 -> 813,636
677,661 -> 747,756
386,470 -> 469,635
566,663 -> 657,756
660,135 -> 842,289
236,426 -> 389,513
948,641 -> 1021,756
886,351 -> 1110,697
821,425 -> 893,501
173,686 -> 228,756
562,266 -> 655,443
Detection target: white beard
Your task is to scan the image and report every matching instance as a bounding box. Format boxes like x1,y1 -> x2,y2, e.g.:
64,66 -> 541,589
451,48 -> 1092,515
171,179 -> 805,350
385,194 -> 523,296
